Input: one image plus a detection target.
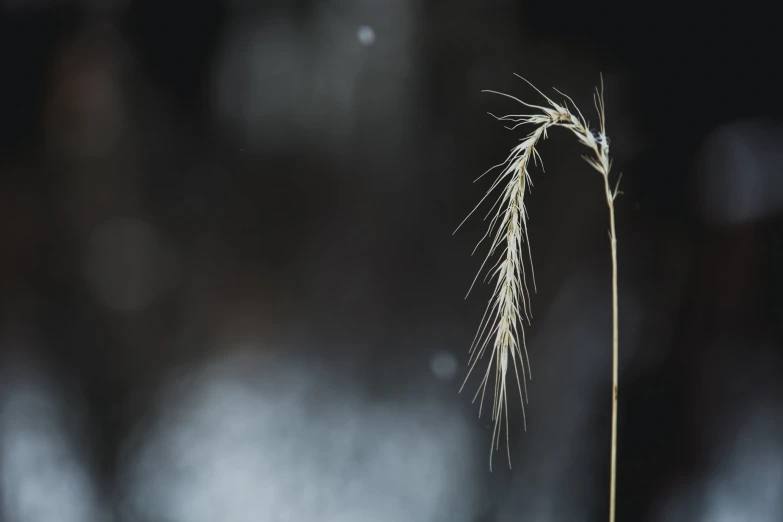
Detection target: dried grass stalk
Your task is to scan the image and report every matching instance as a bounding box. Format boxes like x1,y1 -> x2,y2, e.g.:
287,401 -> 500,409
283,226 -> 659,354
457,74 -> 620,522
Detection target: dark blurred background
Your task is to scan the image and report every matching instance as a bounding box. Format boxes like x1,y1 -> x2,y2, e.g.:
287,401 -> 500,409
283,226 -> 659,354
1,1 -> 782,521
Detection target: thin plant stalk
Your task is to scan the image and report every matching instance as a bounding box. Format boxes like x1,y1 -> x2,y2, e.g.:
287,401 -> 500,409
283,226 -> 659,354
458,75 -> 620,521
596,92 -> 619,522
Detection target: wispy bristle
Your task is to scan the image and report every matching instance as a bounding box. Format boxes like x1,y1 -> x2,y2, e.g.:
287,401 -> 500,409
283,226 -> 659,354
460,77 -> 612,470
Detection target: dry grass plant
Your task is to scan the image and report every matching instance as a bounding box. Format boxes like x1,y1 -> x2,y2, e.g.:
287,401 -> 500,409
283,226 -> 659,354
456,74 -> 620,522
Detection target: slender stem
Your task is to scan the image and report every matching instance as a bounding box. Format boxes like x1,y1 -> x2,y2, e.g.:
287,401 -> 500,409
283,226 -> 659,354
603,176 -> 619,522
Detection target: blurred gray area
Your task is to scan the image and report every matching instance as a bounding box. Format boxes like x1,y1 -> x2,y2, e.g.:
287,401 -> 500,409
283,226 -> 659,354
695,120 -> 783,225
1,1 -> 782,522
